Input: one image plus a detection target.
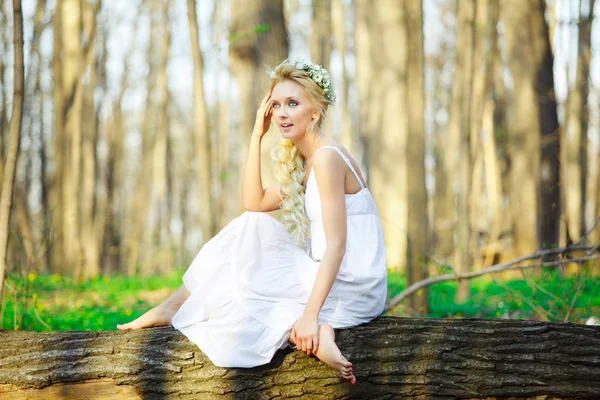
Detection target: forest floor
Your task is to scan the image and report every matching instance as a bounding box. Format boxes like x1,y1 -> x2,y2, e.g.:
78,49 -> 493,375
1,267 -> 598,332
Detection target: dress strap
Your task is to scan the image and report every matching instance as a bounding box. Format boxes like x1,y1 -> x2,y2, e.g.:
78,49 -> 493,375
313,146 -> 365,189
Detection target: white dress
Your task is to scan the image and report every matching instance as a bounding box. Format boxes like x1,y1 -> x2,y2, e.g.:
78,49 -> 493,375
172,146 -> 387,368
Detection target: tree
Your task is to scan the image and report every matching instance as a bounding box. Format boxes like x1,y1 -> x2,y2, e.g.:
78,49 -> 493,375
126,0 -> 159,275
502,0 -> 560,256
356,0 -> 428,313
564,0 -> 596,244
187,0 -> 216,244
1,318 -> 599,398
331,0 -> 354,153
310,0 -> 332,70
0,0 -> 24,308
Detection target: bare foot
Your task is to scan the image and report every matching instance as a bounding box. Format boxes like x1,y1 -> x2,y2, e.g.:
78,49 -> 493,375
314,324 -> 356,384
117,285 -> 189,330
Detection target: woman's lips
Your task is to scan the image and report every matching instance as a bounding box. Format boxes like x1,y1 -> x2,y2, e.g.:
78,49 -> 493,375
281,123 -> 293,131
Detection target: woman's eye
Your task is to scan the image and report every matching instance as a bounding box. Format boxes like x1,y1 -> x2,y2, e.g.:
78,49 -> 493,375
272,103 -> 280,108
289,100 -> 298,106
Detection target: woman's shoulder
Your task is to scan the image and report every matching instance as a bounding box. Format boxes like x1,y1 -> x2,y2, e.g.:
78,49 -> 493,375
312,140 -> 350,163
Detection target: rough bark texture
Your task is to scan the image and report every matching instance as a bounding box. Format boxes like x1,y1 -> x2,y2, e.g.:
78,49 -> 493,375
187,0 -> 216,244
404,0 -> 429,315
502,0 -> 560,256
0,0 -> 24,306
1,317 -> 599,399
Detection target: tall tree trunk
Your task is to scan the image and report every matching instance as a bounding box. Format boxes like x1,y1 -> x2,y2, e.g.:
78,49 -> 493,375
453,0 -> 475,303
149,0 -> 172,275
126,0 -> 158,275
187,0 -> 216,244
310,0 -> 331,70
104,16 -> 133,275
502,0 -> 560,257
0,7 -> 7,182
209,0 -> 233,229
467,0 -> 490,272
481,0 -> 505,267
404,0 -> 429,315
583,0 -> 598,247
431,2 -> 453,261
229,0 -> 288,212
61,0 -> 84,279
565,0 -> 595,243
356,1 -> 427,285
0,5 -> 7,180
355,0 -> 373,178
356,0 -> 407,270
332,0 -> 354,154
0,0 -> 24,308
437,0 -> 468,261
80,27 -> 100,280
50,1 -> 65,274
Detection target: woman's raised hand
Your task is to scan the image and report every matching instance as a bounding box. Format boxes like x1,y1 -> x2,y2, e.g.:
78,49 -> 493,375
252,91 -> 274,140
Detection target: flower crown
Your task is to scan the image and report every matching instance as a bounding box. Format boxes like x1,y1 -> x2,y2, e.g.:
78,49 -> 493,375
281,58 -> 336,105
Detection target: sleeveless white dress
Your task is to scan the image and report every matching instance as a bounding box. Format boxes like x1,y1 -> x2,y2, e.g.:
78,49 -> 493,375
172,146 -> 387,368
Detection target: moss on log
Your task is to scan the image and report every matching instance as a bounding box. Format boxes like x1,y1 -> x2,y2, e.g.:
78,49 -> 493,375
1,317 -> 599,399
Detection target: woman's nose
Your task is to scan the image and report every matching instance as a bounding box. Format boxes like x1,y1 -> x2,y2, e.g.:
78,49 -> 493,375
276,107 -> 288,119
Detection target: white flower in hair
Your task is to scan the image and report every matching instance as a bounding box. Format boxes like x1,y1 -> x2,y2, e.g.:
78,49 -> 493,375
283,58 -> 336,105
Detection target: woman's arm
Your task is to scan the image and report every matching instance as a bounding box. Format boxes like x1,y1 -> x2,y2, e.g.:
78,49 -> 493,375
291,149 -> 348,355
242,91 -> 283,212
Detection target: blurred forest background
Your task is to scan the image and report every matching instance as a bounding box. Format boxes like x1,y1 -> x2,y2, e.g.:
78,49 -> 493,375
0,0 -> 599,331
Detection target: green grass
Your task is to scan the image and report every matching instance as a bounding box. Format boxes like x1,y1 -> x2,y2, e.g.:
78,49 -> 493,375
1,271 -> 183,332
1,268 -> 598,332
386,267 -> 600,324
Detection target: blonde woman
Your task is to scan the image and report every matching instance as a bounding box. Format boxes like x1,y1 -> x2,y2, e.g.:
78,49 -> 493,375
118,59 -> 387,384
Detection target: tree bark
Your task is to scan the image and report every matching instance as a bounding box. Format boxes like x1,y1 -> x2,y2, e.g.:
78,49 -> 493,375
149,0 -> 172,276
502,0 -> 560,256
566,0 -> 595,244
60,0 -> 84,278
80,2 -> 102,280
187,0 -> 216,244
332,0 -> 354,154
356,0 -> 409,271
0,0 -> 24,306
404,0 -> 429,315
0,318 -> 599,399
310,0 -> 331,70
126,0 -> 158,275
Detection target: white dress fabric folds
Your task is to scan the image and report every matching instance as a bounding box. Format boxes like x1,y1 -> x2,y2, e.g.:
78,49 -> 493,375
172,146 -> 387,368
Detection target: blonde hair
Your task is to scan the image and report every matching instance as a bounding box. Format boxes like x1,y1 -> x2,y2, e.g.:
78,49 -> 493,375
269,60 -> 332,246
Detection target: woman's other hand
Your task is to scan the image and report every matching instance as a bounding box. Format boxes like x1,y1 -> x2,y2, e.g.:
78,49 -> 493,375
290,314 -> 319,356
252,90 -> 273,140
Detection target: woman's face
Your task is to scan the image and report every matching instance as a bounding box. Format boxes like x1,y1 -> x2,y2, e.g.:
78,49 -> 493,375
270,80 -> 317,140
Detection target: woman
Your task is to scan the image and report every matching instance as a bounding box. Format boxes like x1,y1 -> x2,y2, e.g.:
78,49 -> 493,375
118,58 -> 387,384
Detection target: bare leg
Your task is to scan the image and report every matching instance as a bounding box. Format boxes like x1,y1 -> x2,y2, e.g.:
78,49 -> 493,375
314,324 -> 356,384
117,284 -> 190,330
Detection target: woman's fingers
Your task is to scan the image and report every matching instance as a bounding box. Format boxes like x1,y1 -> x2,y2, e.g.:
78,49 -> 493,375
264,101 -> 272,117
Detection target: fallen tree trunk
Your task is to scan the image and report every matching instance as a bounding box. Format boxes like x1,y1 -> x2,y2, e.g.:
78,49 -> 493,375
1,317 -> 599,399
